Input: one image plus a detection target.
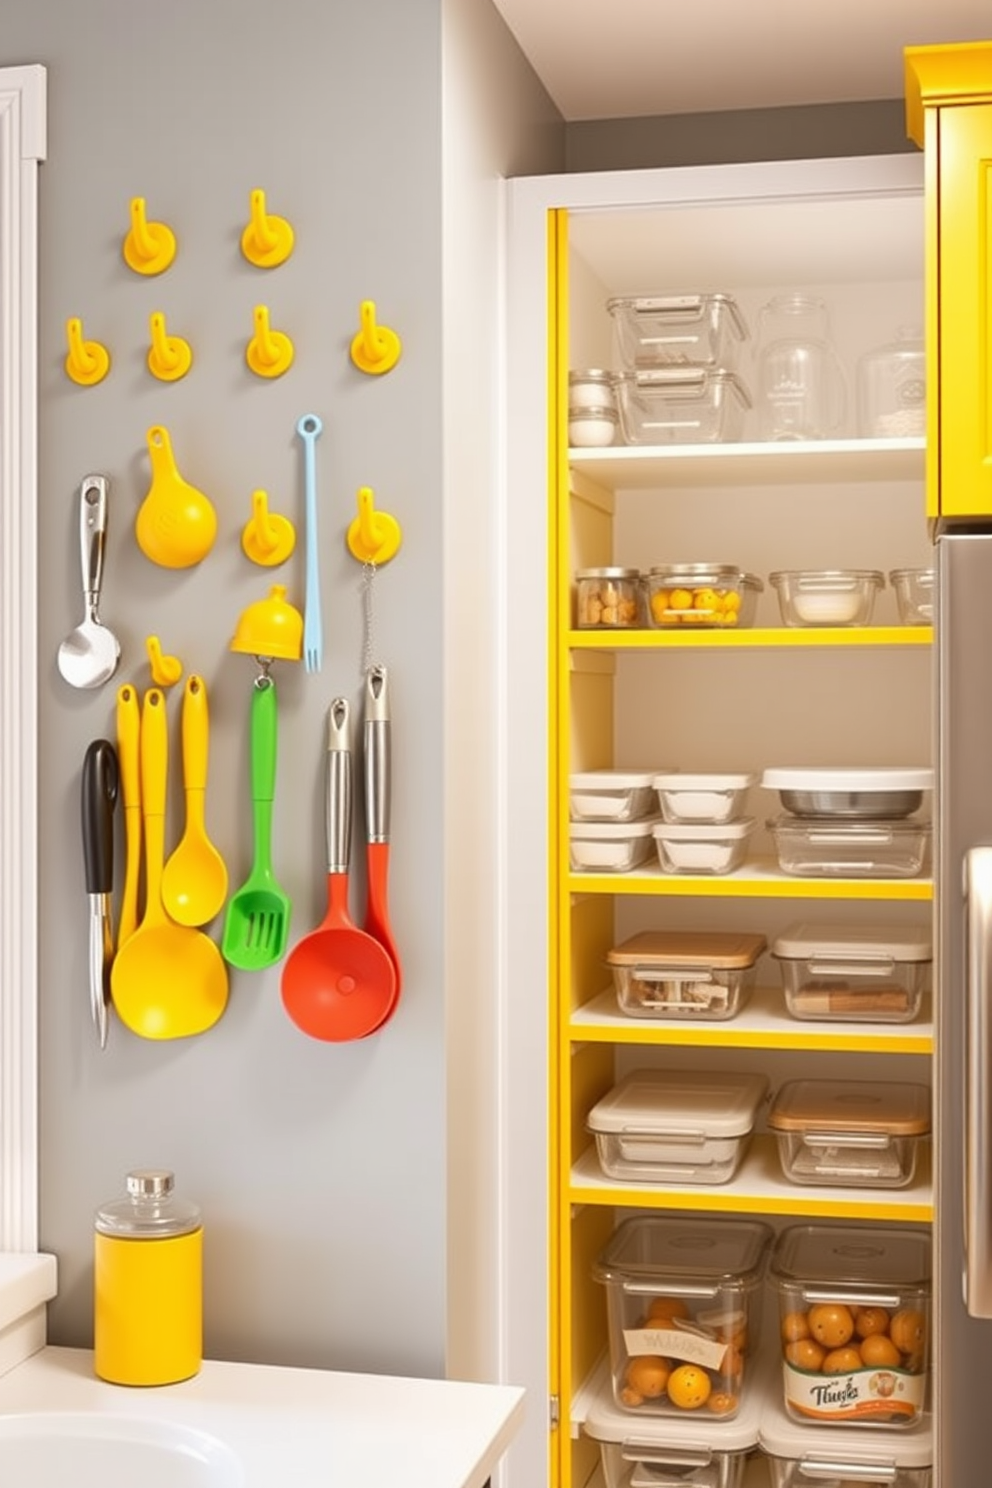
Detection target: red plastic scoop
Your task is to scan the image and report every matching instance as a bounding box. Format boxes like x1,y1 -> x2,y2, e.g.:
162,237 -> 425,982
281,698 -> 395,1041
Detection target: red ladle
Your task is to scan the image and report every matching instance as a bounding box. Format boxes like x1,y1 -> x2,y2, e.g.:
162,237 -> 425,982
361,665 -> 402,1029
281,698 -> 395,1041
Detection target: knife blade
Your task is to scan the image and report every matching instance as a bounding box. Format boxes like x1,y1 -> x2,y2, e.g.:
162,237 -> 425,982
82,739 -> 119,1049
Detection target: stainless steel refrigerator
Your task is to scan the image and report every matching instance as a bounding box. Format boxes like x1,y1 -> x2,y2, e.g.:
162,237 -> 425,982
934,524 -> 992,1477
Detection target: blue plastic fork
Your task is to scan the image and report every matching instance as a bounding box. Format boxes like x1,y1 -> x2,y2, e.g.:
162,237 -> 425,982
297,412 -> 324,673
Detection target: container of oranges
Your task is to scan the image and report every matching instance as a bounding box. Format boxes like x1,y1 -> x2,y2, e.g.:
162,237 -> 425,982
593,1215 -> 773,1421
643,565 -> 763,629
770,1224 -> 932,1429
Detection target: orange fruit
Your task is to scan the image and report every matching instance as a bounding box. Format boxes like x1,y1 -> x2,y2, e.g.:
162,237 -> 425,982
889,1309 -> 927,1355
666,1364 -> 712,1410
645,1296 -> 691,1323
860,1333 -> 902,1368
807,1302 -> 855,1349
707,1390 -> 739,1415
822,1346 -> 863,1374
624,1355 -> 671,1399
781,1310 -> 811,1344
785,1338 -> 826,1370
853,1306 -> 890,1339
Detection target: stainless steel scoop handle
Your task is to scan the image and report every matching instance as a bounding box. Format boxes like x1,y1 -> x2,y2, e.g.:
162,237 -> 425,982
326,698 -> 352,875
79,474 -> 109,615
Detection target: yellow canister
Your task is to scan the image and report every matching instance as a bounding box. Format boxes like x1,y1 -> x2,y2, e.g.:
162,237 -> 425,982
94,1168 -> 202,1386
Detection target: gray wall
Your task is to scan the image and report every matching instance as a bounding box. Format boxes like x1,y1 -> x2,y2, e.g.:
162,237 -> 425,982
0,0 -> 549,1380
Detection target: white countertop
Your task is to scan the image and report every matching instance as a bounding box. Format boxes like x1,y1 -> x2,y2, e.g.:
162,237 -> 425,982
0,1345 -> 526,1488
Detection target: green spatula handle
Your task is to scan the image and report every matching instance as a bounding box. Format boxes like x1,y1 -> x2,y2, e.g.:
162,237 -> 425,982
251,678 -> 277,865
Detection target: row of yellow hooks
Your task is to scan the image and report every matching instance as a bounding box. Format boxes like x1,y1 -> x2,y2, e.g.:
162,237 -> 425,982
66,298 -> 400,386
125,190 -> 293,274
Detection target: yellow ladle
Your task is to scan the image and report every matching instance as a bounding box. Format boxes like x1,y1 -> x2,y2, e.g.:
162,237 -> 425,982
136,426 -> 217,569
161,675 -> 229,927
110,689 -> 229,1040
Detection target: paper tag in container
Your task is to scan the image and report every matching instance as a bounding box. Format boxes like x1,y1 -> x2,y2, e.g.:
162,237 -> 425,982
783,1361 -> 925,1423
623,1325 -> 727,1371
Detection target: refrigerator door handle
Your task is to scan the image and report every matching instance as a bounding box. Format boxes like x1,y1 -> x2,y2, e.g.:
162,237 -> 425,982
964,845 -> 992,1318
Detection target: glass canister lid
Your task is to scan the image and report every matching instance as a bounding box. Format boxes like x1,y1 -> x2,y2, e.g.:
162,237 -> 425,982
771,1224 -> 931,1289
575,566 -> 640,580
95,1168 -> 202,1239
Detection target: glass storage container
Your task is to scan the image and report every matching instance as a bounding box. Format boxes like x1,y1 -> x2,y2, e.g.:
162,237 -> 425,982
889,568 -> 934,626
771,921 -> 931,1023
769,569 -> 884,627
767,1079 -> 931,1188
769,1224 -> 931,1429
652,818 -> 756,876
575,567 -> 641,628
570,819 -> 656,873
644,567 -> 763,629
593,1215 -> 773,1420
761,766 -> 932,821
857,327 -> 926,439
587,1068 -> 769,1184
570,770 -> 660,823
653,772 -> 757,824
754,292 -> 846,441
616,369 -> 751,445
607,293 -> 749,371
606,929 -> 766,1020
767,816 -> 931,879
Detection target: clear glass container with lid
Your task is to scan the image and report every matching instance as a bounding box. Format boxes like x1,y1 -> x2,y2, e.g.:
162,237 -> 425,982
575,566 -> 641,628
767,1079 -> 931,1188
755,293 -> 846,441
770,1223 -> 931,1430
857,327 -> 925,439
94,1168 -> 203,1385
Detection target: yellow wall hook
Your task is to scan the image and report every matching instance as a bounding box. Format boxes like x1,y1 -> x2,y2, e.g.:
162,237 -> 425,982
123,196 -> 177,276
346,486 -> 402,565
65,317 -> 110,386
242,488 -> 296,566
246,304 -> 294,378
146,635 -> 183,688
350,300 -> 401,375
241,188 -> 294,269
147,311 -> 192,381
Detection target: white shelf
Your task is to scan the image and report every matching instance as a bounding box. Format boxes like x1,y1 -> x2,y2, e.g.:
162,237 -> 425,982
568,438 -> 924,491
571,987 -> 933,1053
569,1136 -> 933,1222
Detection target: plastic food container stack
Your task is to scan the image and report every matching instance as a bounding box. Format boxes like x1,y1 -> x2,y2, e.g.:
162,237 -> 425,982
587,1068 -> 769,1184
644,566 -> 764,629
769,569 -> 884,627
593,1214 -> 773,1420
650,769 -> 758,876
769,1224 -> 931,1430
584,1362 -> 763,1488
607,294 -> 750,372
569,819 -> 656,873
767,1079 -> 931,1188
654,771 -> 757,824
771,921 -> 931,1023
568,368 -> 620,448
762,767 -> 933,822
616,368 -> 751,446
606,929 -> 766,1020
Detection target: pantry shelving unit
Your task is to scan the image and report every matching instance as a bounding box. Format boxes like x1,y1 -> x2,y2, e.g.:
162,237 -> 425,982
534,154 -> 935,1488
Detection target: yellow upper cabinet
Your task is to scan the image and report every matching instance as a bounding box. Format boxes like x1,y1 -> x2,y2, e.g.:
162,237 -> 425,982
906,42 -> 992,519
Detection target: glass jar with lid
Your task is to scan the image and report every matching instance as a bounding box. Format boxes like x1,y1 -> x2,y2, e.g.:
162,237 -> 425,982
857,326 -> 926,438
575,567 -> 641,628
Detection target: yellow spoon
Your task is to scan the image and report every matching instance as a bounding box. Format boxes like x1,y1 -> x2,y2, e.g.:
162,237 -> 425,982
162,675 -> 229,927
115,684 -> 142,949
111,689 -> 228,1040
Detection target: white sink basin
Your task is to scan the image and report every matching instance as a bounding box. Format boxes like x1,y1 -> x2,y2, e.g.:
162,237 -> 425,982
0,1412 -> 243,1488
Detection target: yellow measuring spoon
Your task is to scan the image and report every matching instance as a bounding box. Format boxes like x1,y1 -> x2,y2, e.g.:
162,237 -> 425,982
162,675 -> 229,927
135,426 -> 217,569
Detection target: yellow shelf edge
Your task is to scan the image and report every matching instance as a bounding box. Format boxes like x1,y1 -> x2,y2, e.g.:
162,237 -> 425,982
569,626 -> 932,649
566,869 -> 933,901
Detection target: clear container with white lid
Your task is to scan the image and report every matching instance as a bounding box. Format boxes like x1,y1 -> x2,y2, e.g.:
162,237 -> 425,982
761,766 -> 933,821
769,569 -> 884,627
584,1362 -> 762,1488
593,1214 -> 773,1420
570,818 -> 656,873
607,293 -> 750,372
587,1068 -> 769,1185
759,1340 -> 932,1483
767,816 -> 931,879
767,1079 -> 931,1188
771,921 -> 931,1023
570,770 -> 661,823
569,405 -> 620,448
857,327 -> 926,439
653,772 -> 757,825
575,567 -> 641,628
606,929 -> 766,1020
769,1224 -> 931,1430
652,818 -> 756,876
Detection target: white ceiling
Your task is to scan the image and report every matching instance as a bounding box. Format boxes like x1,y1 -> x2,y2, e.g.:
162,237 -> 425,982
490,0 -> 990,122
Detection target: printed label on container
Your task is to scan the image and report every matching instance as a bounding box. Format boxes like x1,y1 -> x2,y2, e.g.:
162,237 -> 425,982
783,1361 -> 925,1423
624,1326 -> 727,1371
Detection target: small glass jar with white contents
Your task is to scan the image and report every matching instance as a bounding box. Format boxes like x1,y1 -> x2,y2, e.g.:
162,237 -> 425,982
569,368 -> 620,446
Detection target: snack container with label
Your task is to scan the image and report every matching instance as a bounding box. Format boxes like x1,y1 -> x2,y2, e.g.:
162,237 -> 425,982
570,819 -> 656,873
767,816 -> 931,879
653,772 -> 757,824
644,566 -> 763,629
587,1068 -> 769,1184
769,1224 -> 931,1430
771,922 -> 931,1023
570,770 -> 661,823
767,1080 -> 931,1188
584,1362 -> 762,1488
760,1389 -> 933,1487
653,818 -> 756,875
606,930 -> 766,1020
576,567 -> 642,628
616,369 -> 752,445
593,1214 -> 773,1420
607,294 -> 750,372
